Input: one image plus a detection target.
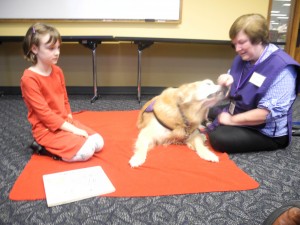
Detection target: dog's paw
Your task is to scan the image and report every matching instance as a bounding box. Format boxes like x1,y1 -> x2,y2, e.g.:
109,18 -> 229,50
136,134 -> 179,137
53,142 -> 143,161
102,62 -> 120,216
197,150 -> 219,163
129,153 -> 146,168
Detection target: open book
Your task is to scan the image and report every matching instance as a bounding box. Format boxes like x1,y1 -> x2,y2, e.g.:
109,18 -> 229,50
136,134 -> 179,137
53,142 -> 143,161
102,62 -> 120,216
43,166 -> 115,207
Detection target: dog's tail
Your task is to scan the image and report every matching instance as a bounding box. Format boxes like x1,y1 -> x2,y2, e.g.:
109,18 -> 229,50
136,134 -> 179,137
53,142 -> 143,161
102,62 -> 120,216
137,97 -> 158,129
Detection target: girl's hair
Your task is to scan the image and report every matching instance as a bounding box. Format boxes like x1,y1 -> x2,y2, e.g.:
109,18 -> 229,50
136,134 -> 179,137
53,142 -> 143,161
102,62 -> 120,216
229,14 -> 269,46
22,23 -> 62,64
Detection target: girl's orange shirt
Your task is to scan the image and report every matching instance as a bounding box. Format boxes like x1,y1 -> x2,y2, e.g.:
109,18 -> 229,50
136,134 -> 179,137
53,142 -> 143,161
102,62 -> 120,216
21,65 -> 72,139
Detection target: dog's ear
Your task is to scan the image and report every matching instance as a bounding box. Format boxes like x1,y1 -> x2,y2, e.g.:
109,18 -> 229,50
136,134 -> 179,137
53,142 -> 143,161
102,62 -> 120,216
177,83 -> 195,104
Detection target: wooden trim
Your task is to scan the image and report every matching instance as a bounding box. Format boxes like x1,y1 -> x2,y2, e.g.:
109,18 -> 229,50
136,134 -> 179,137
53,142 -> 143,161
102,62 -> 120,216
267,0 -> 273,24
285,0 -> 300,58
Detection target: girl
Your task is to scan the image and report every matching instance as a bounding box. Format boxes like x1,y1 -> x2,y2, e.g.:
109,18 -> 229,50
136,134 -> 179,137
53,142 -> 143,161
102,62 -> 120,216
21,23 -> 104,162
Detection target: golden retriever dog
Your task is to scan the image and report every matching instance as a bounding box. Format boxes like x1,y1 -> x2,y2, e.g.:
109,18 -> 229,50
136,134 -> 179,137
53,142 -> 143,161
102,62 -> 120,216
129,79 -> 228,168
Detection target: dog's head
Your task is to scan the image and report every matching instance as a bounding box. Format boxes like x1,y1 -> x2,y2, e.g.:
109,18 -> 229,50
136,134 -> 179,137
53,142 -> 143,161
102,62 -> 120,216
178,79 -> 229,107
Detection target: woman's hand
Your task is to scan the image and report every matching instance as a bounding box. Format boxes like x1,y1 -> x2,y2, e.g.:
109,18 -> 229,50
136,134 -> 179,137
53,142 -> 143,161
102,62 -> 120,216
218,112 -> 234,125
218,108 -> 269,126
218,74 -> 233,87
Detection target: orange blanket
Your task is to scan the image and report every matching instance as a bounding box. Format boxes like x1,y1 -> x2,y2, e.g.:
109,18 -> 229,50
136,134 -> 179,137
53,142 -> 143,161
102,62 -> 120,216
10,110 -> 259,200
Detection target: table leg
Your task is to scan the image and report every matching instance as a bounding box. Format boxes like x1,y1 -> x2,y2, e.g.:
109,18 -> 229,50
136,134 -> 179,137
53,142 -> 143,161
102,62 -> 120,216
91,47 -> 98,103
80,40 -> 101,103
135,41 -> 153,103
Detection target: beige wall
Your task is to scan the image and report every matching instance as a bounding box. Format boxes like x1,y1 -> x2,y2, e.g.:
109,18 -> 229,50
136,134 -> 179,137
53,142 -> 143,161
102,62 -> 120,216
0,42 -> 236,87
0,0 -> 269,88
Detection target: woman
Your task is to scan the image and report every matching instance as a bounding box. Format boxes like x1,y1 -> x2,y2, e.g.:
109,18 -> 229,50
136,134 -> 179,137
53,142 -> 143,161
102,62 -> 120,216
207,14 -> 300,153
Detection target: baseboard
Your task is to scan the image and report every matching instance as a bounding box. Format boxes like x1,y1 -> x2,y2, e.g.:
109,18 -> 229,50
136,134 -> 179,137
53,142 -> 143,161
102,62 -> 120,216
0,86 -> 165,96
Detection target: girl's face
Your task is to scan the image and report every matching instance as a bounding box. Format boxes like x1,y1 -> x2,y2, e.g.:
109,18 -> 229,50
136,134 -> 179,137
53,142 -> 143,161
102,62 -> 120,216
231,31 -> 264,64
32,33 -> 60,66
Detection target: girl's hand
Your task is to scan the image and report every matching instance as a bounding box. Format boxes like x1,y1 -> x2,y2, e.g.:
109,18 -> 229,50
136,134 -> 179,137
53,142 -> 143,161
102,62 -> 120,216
60,121 -> 88,138
73,128 -> 89,138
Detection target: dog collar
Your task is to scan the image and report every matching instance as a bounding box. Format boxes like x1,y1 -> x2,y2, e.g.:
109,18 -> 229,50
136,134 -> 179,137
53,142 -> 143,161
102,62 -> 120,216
143,99 -> 173,130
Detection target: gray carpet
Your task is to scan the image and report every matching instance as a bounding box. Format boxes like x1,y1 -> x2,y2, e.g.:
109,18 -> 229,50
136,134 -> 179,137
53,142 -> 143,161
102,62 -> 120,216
0,94 -> 300,225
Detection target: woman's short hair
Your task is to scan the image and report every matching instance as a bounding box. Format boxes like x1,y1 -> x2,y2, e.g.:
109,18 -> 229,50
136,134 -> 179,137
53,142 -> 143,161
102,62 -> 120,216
229,14 -> 269,45
22,23 -> 61,64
